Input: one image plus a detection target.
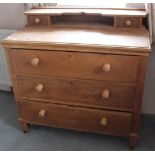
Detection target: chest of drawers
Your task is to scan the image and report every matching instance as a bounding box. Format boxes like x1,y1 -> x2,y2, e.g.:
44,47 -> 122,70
2,8 -> 151,149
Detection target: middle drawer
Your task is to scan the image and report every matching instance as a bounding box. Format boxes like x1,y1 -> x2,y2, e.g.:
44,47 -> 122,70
17,75 -> 135,111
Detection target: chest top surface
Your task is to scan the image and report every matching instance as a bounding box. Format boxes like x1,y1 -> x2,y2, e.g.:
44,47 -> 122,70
2,8 -> 151,55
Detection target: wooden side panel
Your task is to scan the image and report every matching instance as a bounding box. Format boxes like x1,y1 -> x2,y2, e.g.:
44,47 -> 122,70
19,100 -> 132,136
129,56 -> 149,147
4,48 -> 20,100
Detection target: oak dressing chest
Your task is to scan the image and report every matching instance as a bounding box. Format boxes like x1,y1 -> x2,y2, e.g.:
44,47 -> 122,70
2,7 -> 151,148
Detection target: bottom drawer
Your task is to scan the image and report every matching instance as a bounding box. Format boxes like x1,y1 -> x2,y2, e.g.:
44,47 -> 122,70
19,101 -> 132,136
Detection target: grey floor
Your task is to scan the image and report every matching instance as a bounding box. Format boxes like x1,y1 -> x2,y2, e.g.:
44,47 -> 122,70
0,91 -> 155,151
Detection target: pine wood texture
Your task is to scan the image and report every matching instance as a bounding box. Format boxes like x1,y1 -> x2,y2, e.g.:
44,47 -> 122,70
10,49 -> 139,82
2,8 -> 151,149
28,15 -> 49,26
16,75 -> 135,111
24,8 -> 146,30
24,8 -> 147,17
114,16 -> 142,29
2,27 -> 150,53
19,100 -> 132,136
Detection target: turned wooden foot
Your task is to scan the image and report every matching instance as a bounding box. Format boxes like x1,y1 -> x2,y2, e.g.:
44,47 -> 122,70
19,118 -> 29,133
129,133 -> 138,149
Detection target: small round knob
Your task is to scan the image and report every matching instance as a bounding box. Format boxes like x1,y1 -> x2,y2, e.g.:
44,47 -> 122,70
35,84 -> 43,92
102,63 -> 111,72
125,20 -> 132,26
30,57 -> 40,66
102,89 -> 110,99
38,109 -> 46,117
100,118 -> 108,126
34,18 -> 40,24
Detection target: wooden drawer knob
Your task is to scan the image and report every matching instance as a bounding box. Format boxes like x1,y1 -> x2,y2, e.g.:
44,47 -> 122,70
102,89 -> 110,99
35,84 -> 43,92
125,20 -> 132,26
31,57 -> 40,66
102,63 -> 111,72
38,109 -> 46,117
100,118 -> 108,126
34,17 -> 40,24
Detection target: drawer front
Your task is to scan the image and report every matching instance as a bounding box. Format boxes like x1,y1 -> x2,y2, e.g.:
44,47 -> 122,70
27,15 -> 48,26
11,49 -> 139,83
17,76 -> 135,111
19,101 -> 132,136
115,17 -> 142,29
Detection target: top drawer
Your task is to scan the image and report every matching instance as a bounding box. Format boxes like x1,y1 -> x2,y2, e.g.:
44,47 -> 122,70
114,17 -> 142,29
27,15 -> 49,26
10,49 -> 139,82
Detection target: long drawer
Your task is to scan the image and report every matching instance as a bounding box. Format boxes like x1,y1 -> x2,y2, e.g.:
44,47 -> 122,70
10,49 -> 139,82
19,101 -> 132,136
17,75 -> 135,111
